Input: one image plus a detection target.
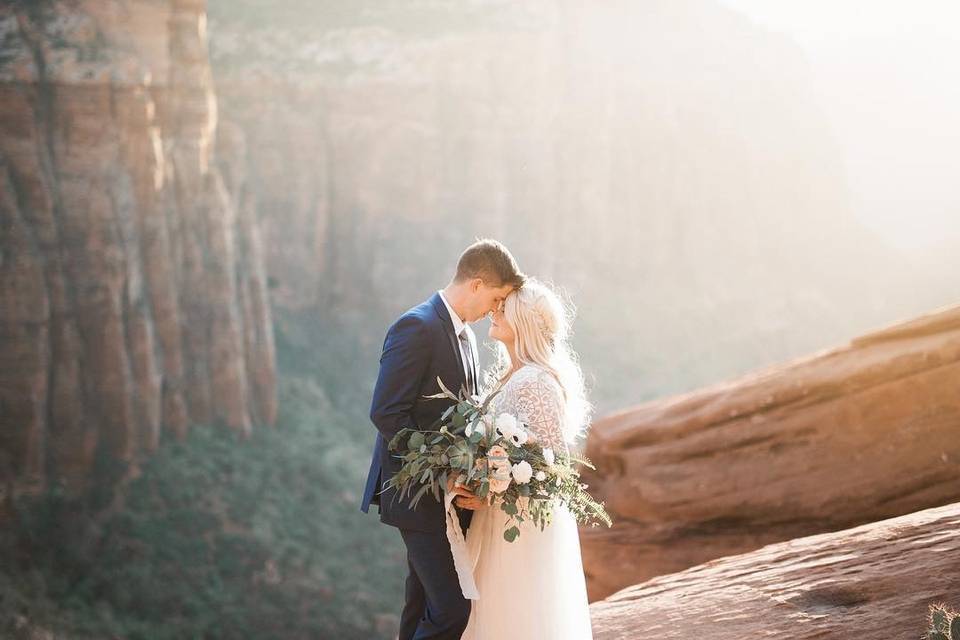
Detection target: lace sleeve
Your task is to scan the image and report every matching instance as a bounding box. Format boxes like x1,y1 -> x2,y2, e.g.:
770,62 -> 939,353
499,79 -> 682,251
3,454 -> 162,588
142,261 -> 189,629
514,369 -> 569,456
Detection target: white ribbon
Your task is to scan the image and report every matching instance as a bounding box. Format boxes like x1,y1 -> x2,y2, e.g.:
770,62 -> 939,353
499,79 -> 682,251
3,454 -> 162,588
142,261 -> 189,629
445,490 -> 480,600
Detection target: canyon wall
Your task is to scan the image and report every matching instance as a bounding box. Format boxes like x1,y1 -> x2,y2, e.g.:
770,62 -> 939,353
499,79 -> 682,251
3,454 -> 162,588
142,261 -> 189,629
207,0 -> 942,412
0,0 -> 276,497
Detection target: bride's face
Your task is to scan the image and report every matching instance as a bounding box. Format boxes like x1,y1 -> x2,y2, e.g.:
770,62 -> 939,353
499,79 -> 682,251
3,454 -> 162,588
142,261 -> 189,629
487,300 -> 515,345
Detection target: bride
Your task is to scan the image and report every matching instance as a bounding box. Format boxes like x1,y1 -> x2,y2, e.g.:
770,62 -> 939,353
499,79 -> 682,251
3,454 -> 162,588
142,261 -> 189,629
452,278 -> 594,639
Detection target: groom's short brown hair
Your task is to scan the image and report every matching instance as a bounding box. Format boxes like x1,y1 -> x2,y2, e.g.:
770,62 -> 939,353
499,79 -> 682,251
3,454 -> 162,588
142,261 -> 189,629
454,238 -> 526,289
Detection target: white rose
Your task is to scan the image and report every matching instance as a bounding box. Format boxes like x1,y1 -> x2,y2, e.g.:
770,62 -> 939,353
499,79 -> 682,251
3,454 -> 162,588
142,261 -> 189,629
511,460 -> 533,484
464,422 -> 474,437
535,471 -> 547,482
542,448 -> 555,466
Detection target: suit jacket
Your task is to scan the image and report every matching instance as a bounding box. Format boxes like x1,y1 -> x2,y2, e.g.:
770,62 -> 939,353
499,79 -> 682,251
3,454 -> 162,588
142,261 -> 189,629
360,291 -> 479,532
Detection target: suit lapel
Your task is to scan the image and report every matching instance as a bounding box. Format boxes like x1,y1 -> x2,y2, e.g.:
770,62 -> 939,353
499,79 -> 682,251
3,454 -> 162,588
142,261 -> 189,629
429,292 -> 468,394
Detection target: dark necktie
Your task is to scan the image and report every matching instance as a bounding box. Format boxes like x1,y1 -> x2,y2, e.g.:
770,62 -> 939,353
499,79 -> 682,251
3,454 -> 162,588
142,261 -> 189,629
458,329 -> 476,395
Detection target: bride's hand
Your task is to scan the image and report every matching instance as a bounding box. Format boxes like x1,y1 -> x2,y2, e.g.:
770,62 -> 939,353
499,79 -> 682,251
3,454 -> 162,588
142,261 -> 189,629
447,475 -> 485,510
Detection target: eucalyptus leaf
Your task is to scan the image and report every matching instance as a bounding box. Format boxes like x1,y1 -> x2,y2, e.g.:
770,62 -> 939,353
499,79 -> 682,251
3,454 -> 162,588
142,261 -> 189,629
408,432 -> 425,451
435,376 -> 460,401
388,432 -> 405,451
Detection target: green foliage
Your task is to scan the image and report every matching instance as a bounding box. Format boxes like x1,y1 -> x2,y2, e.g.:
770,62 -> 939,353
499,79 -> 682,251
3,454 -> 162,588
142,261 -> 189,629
927,603 -> 960,640
1,370 -> 405,639
386,384 -> 612,542
206,0 -> 545,78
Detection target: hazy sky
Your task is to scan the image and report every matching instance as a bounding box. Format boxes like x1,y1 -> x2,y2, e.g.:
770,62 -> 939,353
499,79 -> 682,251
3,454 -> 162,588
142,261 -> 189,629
719,0 -> 960,252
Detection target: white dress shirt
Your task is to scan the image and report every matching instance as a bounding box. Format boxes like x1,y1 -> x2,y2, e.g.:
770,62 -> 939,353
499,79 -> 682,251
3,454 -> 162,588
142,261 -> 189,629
438,289 -> 477,390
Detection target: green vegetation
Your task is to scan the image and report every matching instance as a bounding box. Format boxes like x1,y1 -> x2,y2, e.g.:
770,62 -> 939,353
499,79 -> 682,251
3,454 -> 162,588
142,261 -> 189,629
927,602 -> 960,640
206,0 -> 545,77
208,0 -> 533,37
1,312 -> 407,639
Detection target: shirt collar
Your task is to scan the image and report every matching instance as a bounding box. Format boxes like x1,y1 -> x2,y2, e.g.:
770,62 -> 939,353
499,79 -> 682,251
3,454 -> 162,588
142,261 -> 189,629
437,289 -> 466,337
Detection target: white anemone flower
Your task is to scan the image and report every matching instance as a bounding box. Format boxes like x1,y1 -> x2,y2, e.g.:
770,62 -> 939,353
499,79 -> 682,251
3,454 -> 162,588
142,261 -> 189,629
494,413 -> 519,440
507,427 -> 528,447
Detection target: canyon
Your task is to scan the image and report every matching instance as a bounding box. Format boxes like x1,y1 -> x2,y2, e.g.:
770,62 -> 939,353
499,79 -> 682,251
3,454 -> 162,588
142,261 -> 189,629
1,1 -> 958,637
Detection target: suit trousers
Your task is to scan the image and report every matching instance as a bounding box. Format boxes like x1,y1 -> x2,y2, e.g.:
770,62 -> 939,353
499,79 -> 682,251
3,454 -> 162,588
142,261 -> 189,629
397,509 -> 473,640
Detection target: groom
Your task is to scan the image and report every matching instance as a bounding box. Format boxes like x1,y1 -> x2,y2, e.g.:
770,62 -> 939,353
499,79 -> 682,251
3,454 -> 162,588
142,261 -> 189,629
361,238 -> 526,640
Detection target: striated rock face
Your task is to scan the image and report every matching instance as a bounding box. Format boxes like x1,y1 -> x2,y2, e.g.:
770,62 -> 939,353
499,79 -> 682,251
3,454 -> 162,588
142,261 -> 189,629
0,0 -> 276,497
581,302 -> 960,600
589,500 -> 960,639
212,0 -> 881,320
206,0 -> 953,415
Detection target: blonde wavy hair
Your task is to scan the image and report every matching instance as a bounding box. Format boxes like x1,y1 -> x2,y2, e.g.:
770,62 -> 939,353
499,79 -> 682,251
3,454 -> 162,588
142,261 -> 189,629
486,278 -> 592,444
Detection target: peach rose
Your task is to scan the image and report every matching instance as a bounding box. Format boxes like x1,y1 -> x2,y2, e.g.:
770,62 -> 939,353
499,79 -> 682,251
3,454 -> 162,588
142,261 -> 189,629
487,445 -> 510,469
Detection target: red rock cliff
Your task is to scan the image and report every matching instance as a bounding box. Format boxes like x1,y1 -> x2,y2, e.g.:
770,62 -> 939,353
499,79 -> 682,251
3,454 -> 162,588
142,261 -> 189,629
0,0 -> 276,497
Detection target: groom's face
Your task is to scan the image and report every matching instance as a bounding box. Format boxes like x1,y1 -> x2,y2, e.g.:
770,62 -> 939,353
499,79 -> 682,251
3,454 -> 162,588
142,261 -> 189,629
464,279 -> 515,323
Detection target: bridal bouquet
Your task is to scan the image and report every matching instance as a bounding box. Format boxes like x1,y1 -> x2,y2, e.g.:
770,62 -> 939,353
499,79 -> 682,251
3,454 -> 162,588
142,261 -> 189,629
385,378 -> 612,542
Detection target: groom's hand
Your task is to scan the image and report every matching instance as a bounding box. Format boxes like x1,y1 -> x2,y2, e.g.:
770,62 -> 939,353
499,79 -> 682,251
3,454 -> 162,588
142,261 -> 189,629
447,475 -> 485,510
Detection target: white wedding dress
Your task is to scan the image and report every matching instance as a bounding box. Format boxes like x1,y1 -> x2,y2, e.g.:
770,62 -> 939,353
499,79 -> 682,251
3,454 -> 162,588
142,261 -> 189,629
460,364 -> 593,639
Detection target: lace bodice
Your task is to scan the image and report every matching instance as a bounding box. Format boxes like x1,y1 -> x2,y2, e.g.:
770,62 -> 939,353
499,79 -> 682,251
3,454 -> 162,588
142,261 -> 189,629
487,365 -> 569,455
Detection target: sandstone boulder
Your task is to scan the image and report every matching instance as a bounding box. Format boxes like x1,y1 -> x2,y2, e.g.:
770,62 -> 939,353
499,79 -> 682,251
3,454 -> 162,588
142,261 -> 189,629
590,500 -> 960,639
581,303 -> 960,600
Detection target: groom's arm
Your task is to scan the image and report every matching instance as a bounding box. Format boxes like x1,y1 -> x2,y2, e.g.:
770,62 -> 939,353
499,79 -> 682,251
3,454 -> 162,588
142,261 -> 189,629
369,313 -> 432,442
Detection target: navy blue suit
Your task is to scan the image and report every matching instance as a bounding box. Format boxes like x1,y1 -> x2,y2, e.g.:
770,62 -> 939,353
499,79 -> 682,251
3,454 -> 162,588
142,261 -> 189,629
361,291 -> 477,639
